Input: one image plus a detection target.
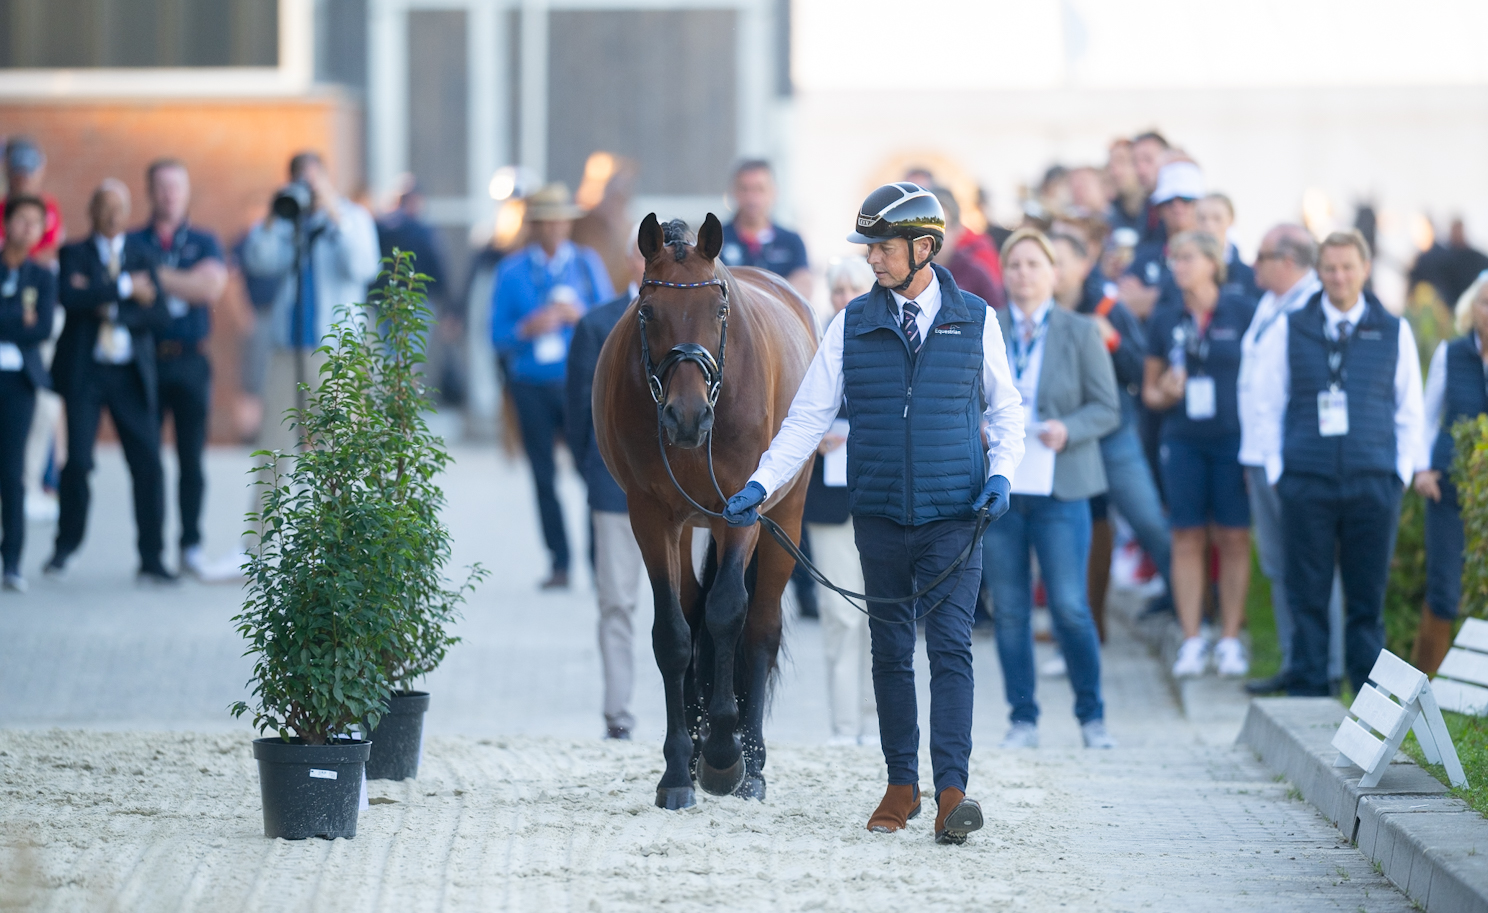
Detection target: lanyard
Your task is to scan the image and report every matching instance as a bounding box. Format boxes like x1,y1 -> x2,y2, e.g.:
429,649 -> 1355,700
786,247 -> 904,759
1009,308 -> 1049,381
1253,282 -> 1311,343
0,265 -> 16,298
1178,309 -> 1212,374
151,223 -> 189,268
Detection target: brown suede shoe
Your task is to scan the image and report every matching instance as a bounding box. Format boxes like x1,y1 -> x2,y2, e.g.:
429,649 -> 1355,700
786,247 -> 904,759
866,784 -> 921,833
934,787 -> 983,845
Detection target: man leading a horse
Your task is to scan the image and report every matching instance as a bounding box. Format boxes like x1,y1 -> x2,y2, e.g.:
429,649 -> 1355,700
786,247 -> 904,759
723,184 -> 1024,845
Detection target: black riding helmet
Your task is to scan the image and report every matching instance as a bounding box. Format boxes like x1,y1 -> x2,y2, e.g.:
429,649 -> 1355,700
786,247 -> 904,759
846,182 -> 946,291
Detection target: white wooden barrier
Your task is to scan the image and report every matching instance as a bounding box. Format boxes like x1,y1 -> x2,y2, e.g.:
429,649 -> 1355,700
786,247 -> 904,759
1431,617 -> 1488,717
1331,650 -> 1467,789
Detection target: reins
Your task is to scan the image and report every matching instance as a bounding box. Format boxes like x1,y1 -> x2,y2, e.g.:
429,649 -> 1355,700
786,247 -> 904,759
639,276 -> 990,625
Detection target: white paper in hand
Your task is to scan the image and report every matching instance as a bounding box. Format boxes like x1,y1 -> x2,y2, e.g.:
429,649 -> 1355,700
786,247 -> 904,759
822,419 -> 849,487
1012,420 -> 1056,496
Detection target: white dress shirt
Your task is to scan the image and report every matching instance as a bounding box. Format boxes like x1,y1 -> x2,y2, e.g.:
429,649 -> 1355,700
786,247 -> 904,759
749,271 -> 1025,498
1418,332 -> 1487,474
1237,271 -> 1320,466
1008,299 -> 1053,414
93,233 -> 135,365
1249,292 -> 1424,485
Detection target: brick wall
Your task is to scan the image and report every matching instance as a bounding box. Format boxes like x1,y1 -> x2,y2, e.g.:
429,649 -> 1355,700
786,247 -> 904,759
0,93 -> 363,443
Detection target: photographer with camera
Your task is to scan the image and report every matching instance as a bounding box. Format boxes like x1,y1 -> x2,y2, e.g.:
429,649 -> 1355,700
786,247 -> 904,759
241,151 -> 379,453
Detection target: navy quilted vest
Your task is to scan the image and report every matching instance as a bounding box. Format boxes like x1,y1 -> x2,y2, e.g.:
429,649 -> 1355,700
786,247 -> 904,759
1430,333 -> 1488,473
842,265 -> 987,525
1283,293 -> 1399,479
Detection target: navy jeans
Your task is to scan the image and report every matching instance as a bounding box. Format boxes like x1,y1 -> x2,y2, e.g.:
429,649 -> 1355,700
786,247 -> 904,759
508,380 -> 571,573
855,515 -> 981,797
1425,478 -> 1464,622
1281,472 -> 1402,696
984,494 -> 1105,726
1099,423 -> 1171,584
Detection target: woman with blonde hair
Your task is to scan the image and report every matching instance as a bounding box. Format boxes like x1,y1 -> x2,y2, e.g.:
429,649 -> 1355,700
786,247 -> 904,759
1411,270 -> 1488,673
1143,230 -> 1257,678
984,229 -> 1121,749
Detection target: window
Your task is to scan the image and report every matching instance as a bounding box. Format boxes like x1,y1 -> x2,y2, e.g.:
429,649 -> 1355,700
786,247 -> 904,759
0,0 -> 278,69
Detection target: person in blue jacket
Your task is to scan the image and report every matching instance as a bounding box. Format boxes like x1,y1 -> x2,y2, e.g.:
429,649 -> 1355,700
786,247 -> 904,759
491,183 -> 613,589
0,196 -> 57,591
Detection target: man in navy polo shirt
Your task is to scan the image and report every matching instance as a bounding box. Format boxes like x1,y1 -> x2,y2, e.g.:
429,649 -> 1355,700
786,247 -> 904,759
130,159 -> 227,578
1251,230 -> 1424,696
720,160 -> 811,301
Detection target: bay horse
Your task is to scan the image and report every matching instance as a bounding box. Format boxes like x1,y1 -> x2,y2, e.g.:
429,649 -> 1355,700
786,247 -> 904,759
594,213 -> 816,809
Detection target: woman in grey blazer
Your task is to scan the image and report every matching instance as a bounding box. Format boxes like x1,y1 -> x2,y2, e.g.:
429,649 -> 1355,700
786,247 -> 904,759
983,229 -> 1122,750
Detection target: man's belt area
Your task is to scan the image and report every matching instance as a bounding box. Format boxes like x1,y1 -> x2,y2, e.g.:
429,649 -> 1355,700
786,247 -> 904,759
157,339 -> 208,359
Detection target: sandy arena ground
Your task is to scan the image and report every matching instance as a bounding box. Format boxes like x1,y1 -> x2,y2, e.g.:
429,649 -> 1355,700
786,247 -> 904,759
0,444 -> 1413,911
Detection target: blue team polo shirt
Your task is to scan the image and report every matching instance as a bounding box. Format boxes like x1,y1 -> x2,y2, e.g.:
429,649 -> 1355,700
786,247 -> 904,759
1125,240 -> 1182,313
128,222 -> 225,344
720,221 -> 808,278
1145,289 -> 1256,440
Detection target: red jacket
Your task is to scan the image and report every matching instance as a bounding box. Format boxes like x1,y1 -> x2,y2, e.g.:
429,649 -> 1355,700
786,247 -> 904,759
947,245 -> 1005,310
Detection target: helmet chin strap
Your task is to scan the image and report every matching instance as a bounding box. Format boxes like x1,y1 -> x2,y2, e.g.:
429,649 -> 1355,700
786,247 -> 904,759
891,236 -> 935,292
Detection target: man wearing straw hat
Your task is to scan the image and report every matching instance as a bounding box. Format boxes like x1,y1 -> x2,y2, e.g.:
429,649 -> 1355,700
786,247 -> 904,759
492,183 -> 614,590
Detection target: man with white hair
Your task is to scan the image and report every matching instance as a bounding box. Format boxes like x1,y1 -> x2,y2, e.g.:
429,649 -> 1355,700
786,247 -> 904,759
48,180 -> 174,582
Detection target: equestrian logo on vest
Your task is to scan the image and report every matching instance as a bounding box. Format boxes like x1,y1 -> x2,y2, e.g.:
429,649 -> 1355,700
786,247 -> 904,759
933,326 -> 963,335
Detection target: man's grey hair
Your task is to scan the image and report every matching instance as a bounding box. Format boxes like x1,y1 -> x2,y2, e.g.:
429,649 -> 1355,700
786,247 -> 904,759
1270,224 -> 1317,269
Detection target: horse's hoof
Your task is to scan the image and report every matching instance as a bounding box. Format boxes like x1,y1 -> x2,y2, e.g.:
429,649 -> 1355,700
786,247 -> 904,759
733,775 -> 766,801
697,755 -> 746,796
656,786 -> 696,810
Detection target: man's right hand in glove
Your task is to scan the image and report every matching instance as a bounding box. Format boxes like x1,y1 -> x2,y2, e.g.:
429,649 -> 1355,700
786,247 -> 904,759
972,474 -> 1012,521
723,481 -> 766,527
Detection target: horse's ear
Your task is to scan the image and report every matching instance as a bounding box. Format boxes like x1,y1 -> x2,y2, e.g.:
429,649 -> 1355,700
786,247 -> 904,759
638,213 -> 663,261
698,213 -> 724,261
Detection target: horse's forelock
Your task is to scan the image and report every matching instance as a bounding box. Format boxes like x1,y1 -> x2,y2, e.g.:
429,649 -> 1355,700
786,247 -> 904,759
662,219 -> 692,262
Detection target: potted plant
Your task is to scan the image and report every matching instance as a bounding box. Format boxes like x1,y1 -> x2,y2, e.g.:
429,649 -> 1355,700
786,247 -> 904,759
358,251 -> 484,781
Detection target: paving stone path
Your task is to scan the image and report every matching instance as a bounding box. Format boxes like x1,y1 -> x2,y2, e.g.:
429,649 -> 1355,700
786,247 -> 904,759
0,444 -> 1414,910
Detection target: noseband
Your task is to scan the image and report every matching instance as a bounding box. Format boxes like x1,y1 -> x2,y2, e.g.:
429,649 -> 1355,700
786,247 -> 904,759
636,278 -> 730,407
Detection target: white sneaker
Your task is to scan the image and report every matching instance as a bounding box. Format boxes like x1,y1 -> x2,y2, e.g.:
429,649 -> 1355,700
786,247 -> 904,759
3,572 -> 27,593
999,722 -> 1039,749
198,550 -> 248,583
182,545 -> 207,578
1081,719 -> 1116,749
825,734 -> 859,747
1214,637 -> 1250,677
1039,655 -> 1068,678
1172,637 -> 1211,678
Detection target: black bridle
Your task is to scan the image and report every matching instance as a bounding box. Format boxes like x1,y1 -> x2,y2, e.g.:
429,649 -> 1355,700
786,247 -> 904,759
636,274 -> 987,625
638,278 -> 730,407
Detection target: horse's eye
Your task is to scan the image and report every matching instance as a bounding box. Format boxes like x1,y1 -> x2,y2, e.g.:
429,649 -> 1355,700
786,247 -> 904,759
639,305 -> 654,320
717,306 -> 729,320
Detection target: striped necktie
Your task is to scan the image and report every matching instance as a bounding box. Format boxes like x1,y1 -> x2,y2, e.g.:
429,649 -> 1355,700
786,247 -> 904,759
902,300 -> 922,355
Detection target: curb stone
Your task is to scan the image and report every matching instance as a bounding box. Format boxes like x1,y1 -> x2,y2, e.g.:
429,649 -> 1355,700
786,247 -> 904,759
1239,697 -> 1488,912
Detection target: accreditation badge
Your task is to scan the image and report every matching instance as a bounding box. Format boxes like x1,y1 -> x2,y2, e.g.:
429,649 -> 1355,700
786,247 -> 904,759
1318,389 -> 1349,437
1184,376 -> 1216,420
20,287 -> 37,310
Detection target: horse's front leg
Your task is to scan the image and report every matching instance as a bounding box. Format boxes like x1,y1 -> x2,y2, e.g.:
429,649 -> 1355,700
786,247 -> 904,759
697,522 -> 757,795
733,518 -> 792,801
630,505 -> 694,810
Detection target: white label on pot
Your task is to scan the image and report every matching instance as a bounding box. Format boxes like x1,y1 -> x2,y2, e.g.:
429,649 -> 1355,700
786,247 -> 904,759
309,768 -> 338,780
359,773 -> 369,812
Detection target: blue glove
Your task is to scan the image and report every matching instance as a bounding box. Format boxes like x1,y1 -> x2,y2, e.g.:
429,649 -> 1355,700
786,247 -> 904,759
972,475 -> 1012,520
723,481 -> 767,527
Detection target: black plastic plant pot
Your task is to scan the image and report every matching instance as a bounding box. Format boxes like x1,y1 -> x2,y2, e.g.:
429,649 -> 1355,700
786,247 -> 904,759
252,737 -> 370,839
364,690 -> 430,781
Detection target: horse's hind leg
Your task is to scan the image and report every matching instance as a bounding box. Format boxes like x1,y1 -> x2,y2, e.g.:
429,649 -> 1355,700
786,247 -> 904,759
735,531 -> 790,801
631,508 -> 695,810
696,526 -> 756,796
